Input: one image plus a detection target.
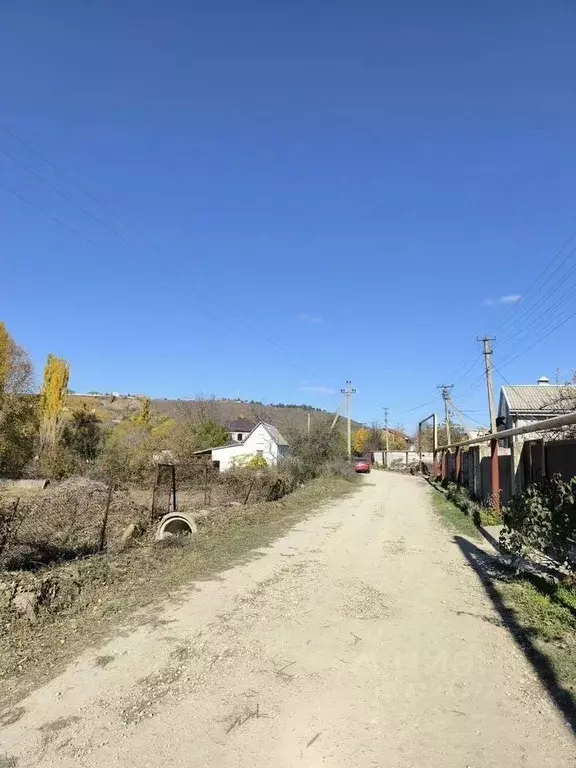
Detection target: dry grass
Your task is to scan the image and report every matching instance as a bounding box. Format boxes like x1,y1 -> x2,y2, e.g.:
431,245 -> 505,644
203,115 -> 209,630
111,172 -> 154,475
0,474 -> 358,709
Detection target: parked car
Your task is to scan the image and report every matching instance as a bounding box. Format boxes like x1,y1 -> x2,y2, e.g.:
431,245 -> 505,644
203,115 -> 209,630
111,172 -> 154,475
353,457 -> 371,473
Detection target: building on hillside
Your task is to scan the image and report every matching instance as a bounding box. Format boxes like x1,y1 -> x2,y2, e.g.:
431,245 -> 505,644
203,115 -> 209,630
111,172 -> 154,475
226,417 -> 256,443
497,376 -> 576,438
194,422 -> 290,472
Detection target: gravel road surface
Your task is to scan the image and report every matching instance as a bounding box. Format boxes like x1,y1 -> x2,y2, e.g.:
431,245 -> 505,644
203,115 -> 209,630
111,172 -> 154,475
1,472 -> 574,767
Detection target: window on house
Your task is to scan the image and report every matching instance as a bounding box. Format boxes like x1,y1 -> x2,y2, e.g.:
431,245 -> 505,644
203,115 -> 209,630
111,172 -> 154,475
237,433 -> 243,441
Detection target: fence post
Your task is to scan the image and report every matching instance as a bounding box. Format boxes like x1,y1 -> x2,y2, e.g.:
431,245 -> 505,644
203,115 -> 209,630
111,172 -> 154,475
441,450 -> 446,481
490,438 -> 500,512
170,464 -> 177,512
510,437 -> 524,497
455,447 -> 461,485
98,484 -> 114,553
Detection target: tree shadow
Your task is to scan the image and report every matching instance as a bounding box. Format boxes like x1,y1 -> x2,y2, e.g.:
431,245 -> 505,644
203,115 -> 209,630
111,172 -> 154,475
453,535 -> 576,735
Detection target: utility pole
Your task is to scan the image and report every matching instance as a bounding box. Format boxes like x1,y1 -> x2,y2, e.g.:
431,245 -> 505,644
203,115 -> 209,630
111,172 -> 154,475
341,380 -> 356,458
478,336 -> 497,433
437,385 -> 453,445
382,407 -> 390,467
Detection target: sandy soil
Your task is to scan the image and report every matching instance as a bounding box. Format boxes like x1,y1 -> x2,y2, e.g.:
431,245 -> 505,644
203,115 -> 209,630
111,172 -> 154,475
0,472 -> 574,767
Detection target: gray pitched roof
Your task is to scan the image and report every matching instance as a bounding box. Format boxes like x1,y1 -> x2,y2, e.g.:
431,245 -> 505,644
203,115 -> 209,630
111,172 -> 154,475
226,418 -> 256,433
261,422 -> 289,446
501,385 -> 576,414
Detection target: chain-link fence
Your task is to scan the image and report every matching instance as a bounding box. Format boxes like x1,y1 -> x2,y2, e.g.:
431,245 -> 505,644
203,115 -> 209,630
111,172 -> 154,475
0,478 -> 149,571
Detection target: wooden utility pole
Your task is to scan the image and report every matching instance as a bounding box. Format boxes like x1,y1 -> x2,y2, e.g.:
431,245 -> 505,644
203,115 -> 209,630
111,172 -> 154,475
437,385 -> 453,445
478,336 -> 497,433
383,407 -> 389,467
341,380 -> 356,458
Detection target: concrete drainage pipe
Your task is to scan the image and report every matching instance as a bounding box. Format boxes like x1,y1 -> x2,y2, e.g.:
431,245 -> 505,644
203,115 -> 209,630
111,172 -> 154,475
155,512 -> 198,541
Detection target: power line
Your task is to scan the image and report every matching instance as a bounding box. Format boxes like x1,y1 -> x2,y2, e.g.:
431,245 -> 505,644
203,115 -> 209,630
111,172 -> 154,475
490,230 -> 576,335
448,396 -> 486,427
497,304 -> 576,371
398,397 -> 440,414
1,130 -> 315,375
496,246 -> 576,348
5,186 -> 317,378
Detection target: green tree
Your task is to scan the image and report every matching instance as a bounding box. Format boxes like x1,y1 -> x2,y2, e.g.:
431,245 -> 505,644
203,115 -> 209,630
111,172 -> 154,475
416,422 -> 468,450
286,423 -> 347,480
192,420 -> 229,450
0,322 -> 37,476
62,408 -> 103,461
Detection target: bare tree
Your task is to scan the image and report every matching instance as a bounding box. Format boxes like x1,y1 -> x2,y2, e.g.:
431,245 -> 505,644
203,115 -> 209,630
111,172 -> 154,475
177,393 -> 223,426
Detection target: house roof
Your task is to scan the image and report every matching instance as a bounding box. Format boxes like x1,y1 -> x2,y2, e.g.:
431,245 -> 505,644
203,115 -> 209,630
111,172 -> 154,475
501,385 -> 576,414
193,421 -> 289,454
226,417 -> 256,433
261,422 -> 289,446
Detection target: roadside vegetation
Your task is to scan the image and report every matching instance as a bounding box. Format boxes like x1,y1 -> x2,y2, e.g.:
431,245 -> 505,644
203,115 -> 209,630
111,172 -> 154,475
0,321 -> 360,706
430,479 -> 576,714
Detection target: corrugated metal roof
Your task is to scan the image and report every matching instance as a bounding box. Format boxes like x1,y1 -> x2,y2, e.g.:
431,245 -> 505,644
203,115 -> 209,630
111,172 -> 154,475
502,385 -> 576,413
262,422 -> 289,446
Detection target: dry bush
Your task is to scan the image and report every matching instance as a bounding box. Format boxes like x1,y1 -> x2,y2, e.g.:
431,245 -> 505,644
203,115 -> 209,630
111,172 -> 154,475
0,478 -> 149,570
220,466 -> 291,504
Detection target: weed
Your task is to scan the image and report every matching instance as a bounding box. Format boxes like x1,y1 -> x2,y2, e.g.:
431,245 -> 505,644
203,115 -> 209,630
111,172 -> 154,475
0,475 -> 358,709
430,488 -> 480,539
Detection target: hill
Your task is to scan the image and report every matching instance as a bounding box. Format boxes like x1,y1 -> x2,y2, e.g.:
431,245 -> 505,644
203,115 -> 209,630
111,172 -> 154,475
67,395 -> 364,435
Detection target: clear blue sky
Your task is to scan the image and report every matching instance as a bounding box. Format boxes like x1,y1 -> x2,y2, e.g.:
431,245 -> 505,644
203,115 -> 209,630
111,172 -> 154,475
2,1 -> 576,432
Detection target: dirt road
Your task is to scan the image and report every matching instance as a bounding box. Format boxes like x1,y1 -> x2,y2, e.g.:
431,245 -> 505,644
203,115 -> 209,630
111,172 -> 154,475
1,472 -> 574,767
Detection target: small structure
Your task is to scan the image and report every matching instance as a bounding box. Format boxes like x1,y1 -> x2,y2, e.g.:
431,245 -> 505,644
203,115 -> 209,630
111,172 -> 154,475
194,422 -> 290,472
225,417 -> 256,443
497,377 -> 576,437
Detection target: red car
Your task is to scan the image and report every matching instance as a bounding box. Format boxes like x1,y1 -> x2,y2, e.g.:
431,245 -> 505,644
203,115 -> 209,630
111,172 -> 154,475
353,457 -> 371,473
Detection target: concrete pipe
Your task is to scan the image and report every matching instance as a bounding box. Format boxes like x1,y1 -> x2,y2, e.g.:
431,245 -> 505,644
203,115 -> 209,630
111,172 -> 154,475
155,511 -> 198,541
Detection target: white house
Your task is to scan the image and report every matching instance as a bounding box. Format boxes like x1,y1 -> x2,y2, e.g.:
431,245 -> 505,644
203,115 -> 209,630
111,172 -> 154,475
195,422 -> 290,472
225,417 -> 256,443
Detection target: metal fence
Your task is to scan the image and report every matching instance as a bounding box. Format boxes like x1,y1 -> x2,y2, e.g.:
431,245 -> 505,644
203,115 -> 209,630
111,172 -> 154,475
436,410 -> 576,510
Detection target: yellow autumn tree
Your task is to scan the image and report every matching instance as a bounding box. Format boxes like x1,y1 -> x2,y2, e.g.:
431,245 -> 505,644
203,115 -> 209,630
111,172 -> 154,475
39,354 -> 70,450
352,427 -> 371,454
133,396 -> 151,425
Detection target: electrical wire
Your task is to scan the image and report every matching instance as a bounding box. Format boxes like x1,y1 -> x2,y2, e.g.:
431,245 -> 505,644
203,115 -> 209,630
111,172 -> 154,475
5,187 -> 317,378
489,230 -> 576,335
398,397 -> 441,414
497,303 -> 576,371
0,131 -> 316,375
495,247 -> 576,349
449,397 -> 487,427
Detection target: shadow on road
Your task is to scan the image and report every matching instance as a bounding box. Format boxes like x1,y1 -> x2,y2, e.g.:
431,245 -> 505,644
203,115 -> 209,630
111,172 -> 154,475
454,535 -> 576,736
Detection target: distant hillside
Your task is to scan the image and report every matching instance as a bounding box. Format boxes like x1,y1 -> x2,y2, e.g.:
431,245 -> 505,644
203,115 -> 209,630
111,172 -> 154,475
67,395 -> 364,435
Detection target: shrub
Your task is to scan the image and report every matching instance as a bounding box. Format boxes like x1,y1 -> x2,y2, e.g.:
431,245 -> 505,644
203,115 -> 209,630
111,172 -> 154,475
220,465 -> 288,503
61,408 -> 103,462
286,424 -> 347,481
500,475 -> 576,571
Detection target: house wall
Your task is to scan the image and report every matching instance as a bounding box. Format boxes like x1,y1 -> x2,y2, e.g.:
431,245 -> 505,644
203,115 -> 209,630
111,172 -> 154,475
212,424 -> 287,471
229,430 -> 251,443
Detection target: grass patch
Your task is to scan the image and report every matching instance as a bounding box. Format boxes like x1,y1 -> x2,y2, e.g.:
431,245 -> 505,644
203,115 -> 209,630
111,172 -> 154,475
0,474 -> 358,709
495,573 -> 576,710
430,487 -> 480,539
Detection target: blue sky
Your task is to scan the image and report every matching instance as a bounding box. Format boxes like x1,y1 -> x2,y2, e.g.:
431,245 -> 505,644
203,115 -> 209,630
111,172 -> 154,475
2,1 -> 576,431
